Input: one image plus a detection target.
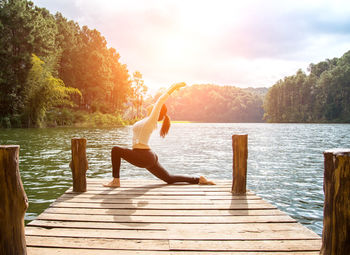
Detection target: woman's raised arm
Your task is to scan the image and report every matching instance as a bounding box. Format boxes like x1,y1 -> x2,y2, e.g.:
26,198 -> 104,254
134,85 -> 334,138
148,82 -> 186,121
166,82 -> 186,95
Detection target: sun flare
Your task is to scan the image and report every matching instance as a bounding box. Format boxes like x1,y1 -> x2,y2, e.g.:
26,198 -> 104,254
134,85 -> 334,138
160,35 -> 192,65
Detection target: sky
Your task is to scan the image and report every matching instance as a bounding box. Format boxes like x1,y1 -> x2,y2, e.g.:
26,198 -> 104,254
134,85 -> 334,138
33,0 -> 350,92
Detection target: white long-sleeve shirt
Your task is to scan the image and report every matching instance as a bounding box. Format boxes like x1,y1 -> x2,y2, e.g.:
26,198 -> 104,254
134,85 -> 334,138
132,93 -> 169,149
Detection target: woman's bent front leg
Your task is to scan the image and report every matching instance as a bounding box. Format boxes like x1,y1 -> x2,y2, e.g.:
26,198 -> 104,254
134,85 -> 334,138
104,146 -> 135,187
105,147 -> 157,187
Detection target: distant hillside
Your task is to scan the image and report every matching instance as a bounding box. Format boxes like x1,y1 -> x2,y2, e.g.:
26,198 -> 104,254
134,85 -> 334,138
159,84 -> 265,122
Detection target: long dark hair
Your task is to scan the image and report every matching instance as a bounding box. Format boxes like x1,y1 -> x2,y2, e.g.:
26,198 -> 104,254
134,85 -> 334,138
158,104 -> 170,138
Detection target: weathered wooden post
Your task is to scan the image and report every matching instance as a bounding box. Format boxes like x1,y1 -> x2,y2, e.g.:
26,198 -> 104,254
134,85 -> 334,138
321,149 -> 350,255
231,134 -> 248,194
0,145 -> 28,255
70,138 -> 88,192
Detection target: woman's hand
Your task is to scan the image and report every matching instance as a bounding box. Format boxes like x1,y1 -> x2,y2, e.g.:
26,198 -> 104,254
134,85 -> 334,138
173,82 -> 186,90
167,82 -> 186,95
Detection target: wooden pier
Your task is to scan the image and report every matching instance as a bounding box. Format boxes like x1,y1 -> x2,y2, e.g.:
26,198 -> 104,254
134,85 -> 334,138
25,179 -> 321,254
4,138 -> 349,254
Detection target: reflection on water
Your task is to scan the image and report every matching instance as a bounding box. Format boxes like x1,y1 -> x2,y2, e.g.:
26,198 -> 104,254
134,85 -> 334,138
1,123 -> 349,235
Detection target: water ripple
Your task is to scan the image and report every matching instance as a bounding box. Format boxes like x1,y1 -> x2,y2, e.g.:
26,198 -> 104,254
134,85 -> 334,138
1,123 -> 350,235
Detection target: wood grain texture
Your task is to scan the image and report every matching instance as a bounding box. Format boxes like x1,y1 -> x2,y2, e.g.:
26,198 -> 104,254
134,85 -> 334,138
43,207 -> 285,216
170,240 -> 321,251
25,179 -> 321,254
232,135 -> 248,194
48,201 -> 277,210
27,247 -> 321,255
0,145 -> 28,255
70,138 -> 88,192
321,149 -> 350,255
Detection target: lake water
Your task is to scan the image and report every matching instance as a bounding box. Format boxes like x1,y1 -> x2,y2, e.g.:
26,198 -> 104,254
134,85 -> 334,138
1,123 -> 349,236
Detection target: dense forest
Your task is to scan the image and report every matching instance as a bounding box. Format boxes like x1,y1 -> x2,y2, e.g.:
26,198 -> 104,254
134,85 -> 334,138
152,85 -> 265,122
264,50 -> 350,123
0,0 -> 137,128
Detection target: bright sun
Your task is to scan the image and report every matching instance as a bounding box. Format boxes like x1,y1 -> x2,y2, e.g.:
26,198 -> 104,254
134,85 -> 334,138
161,35 -> 190,65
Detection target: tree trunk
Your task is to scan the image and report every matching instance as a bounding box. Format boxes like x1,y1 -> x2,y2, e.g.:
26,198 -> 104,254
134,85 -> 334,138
321,149 -> 350,255
231,134 -> 248,194
70,138 -> 88,192
0,145 -> 28,255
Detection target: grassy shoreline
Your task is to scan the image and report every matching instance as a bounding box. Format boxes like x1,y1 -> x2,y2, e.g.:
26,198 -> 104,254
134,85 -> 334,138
46,110 -> 134,128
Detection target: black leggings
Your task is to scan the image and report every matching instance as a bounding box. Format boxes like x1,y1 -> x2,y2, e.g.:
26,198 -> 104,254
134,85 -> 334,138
111,146 -> 199,184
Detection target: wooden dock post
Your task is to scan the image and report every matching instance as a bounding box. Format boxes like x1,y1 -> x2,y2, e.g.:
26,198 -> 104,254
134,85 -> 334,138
0,145 -> 28,255
321,149 -> 350,255
231,134 -> 248,194
70,138 -> 88,192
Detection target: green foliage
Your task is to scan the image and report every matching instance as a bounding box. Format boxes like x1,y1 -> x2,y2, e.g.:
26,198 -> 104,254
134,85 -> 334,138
81,112 -> 126,127
0,0 -> 34,117
23,54 -> 81,127
55,20 -> 132,113
0,0 -> 133,128
264,50 -> 350,123
158,84 -> 265,122
44,108 -> 126,127
45,108 -> 75,126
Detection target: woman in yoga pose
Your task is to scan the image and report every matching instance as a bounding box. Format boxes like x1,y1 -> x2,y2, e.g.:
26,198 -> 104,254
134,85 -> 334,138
104,82 -> 214,187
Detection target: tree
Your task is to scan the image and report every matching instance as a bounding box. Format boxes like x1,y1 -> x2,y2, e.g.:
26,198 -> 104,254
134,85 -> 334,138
24,54 -> 80,127
264,50 -> 350,123
132,71 -> 148,118
54,19 -> 132,114
0,0 -> 138,127
0,0 -> 61,127
0,0 -> 35,119
107,48 -> 131,113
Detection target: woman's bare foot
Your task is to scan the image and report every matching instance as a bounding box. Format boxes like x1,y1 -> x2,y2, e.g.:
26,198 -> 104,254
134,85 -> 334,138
103,178 -> 120,187
199,176 -> 215,185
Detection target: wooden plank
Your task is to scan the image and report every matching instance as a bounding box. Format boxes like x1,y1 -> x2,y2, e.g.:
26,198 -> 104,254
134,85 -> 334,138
169,240 -> 322,252
81,188 -> 241,193
55,197 -> 264,204
65,191 -> 208,195
70,184 -> 238,191
167,223 -> 320,240
25,226 -> 168,239
27,220 -> 167,230
26,236 -> 321,252
65,183 -> 254,196
26,220 -> 319,241
59,193 -> 258,200
86,181 -> 233,187
26,236 -> 169,250
56,197 -> 215,204
25,223 -> 320,240
27,247 -> 321,255
87,178 -> 231,184
50,201 -> 276,210
25,179 -> 321,254
29,220 -> 297,231
43,207 -> 286,216
60,192 -> 261,199
65,190 -> 255,196
82,184 -> 234,189
36,213 -> 296,223
30,220 -> 310,233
